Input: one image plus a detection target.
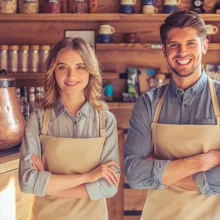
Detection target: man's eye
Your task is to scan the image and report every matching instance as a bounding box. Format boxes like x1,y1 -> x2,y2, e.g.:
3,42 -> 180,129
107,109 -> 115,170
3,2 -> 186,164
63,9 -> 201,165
188,42 -> 195,45
169,44 -> 178,48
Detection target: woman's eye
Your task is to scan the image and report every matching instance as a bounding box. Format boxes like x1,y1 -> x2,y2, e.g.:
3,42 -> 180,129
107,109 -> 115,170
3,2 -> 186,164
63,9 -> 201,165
58,66 -> 66,70
77,65 -> 85,70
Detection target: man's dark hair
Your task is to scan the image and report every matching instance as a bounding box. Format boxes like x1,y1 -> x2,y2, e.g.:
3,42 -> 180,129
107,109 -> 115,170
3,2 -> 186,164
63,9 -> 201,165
160,11 -> 207,45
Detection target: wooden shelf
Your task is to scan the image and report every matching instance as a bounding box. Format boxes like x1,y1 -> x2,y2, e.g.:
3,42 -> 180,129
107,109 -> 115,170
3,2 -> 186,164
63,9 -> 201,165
0,13 -> 119,22
0,13 -> 220,22
8,73 -> 44,79
108,102 -> 134,109
102,72 -> 119,79
97,43 -> 220,51
96,43 -> 162,51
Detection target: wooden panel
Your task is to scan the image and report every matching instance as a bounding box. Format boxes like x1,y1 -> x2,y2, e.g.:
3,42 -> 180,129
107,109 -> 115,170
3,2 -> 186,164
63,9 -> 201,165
124,216 -> 141,220
124,189 -> 147,211
0,169 -> 33,220
107,129 -> 124,220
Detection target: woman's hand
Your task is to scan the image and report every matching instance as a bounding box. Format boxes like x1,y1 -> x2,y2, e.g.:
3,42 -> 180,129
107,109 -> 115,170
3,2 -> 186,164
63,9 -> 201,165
32,154 -> 45,171
87,160 -> 120,186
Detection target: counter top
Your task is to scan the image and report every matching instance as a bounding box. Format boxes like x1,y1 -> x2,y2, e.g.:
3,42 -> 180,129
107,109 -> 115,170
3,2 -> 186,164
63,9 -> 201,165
0,145 -> 20,174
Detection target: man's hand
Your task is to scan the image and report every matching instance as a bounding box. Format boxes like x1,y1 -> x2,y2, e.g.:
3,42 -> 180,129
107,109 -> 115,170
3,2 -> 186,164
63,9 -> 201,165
146,154 -> 158,161
32,154 -> 45,171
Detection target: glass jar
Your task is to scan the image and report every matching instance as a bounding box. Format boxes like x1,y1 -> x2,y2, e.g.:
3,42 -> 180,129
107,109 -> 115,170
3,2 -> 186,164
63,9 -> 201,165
0,0 -> 17,13
19,45 -> 29,73
0,45 -> 8,71
69,0 -> 88,13
43,0 -> 61,13
39,45 -> 50,73
8,45 -> 19,73
29,45 -> 39,73
19,0 -> 39,13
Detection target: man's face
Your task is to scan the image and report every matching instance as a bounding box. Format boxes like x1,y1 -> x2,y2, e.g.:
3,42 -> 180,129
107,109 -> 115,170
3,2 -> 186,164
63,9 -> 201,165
162,27 -> 208,78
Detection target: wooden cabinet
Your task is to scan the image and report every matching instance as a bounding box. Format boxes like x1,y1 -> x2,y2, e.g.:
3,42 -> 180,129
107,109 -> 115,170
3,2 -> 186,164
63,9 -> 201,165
0,1 -> 220,219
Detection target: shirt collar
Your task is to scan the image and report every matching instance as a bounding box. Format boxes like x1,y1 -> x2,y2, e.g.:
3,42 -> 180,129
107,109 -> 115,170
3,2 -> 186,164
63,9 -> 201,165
169,70 -> 208,98
53,98 -> 92,119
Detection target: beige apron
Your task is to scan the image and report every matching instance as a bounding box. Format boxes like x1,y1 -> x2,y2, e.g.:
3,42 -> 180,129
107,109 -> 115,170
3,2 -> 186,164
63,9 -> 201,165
29,109 -> 108,220
141,78 -> 220,220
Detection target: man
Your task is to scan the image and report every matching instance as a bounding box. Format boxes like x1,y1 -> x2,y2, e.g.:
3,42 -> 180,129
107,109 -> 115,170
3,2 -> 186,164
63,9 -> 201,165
124,11 -> 220,219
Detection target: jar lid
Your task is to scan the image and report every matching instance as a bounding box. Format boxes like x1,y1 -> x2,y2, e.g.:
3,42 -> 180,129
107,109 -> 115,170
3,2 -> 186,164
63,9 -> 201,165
30,45 -> 39,50
9,45 -> 19,50
0,45 -> 8,50
40,45 -> 50,50
0,69 -> 16,88
20,45 -> 29,50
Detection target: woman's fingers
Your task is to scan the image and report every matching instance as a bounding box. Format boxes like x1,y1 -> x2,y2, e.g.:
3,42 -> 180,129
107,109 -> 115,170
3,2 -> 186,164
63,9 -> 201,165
104,160 -> 120,169
105,166 -> 119,182
32,162 -> 39,171
32,154 -> 45,171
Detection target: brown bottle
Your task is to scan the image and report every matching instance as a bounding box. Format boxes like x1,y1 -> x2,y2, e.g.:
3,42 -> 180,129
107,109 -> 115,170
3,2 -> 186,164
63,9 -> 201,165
0,69 -> 25,150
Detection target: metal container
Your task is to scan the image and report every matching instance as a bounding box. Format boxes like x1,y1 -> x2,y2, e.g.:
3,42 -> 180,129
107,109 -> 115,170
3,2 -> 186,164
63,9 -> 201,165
0,69 -> 25,150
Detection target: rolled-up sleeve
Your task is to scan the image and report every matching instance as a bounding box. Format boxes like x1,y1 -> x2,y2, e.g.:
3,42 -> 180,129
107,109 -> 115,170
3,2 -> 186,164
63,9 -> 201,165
124,96 -> 169,190
193,166 -> 220,195
19,111 -> 51,196
85,111 -> 120,200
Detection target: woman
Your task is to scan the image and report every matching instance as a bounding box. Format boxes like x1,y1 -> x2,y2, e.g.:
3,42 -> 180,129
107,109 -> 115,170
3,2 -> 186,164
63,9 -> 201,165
19,37 -> 120,220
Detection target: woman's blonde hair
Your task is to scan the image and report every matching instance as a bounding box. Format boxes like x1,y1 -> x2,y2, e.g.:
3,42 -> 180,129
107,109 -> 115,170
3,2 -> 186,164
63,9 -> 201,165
41,37 -> 108,110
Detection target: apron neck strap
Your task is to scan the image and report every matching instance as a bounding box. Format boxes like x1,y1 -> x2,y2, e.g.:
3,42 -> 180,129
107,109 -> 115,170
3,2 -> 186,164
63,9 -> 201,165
99,110 -> 106,137
208,77 -> 220,125
41,108 -> 51,135
153,84 -> 169,123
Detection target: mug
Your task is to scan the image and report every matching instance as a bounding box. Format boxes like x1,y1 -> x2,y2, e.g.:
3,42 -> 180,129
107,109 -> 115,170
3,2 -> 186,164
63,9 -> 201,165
206,24 -> 218,35
121,4 -> 135,13
125,33 -> 140,43
99,34 -> 114,43
121,0 -> 136,5
142,0 -> 157,5
164,0 -> 181,5
99,24 -> 115,34
142,5 -> 158,14
163,5 -> 179,13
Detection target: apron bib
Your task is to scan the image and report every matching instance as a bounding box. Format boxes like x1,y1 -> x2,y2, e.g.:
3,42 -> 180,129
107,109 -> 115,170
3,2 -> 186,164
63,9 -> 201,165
141,78 -> 220,220
29,109 -> 108,220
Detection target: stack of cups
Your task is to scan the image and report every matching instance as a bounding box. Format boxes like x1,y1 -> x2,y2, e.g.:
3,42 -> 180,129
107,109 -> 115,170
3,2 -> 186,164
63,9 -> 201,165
120,0 -> 136,14
163,0 -> 181,14
98,24 -> 115,43
142,0 -> 158,14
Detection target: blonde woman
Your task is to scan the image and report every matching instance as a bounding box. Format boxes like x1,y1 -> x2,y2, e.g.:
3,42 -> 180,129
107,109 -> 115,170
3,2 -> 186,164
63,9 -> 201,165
19,37 -> 120,220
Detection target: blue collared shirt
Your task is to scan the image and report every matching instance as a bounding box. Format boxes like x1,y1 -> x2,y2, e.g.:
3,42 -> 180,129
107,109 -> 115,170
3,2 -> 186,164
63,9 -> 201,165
124,72 -> 220,195
19,100 -> 120,200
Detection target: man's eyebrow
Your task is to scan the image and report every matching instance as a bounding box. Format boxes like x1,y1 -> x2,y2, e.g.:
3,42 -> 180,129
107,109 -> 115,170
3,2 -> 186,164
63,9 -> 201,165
57,62 -> 67,65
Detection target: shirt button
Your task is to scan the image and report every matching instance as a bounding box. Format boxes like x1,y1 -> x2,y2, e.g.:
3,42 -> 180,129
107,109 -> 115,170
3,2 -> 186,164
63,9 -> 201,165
184,104 -> 187,108
77,112 -> 81,116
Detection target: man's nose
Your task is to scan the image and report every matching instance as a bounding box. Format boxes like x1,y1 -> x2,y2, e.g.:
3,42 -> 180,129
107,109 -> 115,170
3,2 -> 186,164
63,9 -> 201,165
177,45 -> 188,56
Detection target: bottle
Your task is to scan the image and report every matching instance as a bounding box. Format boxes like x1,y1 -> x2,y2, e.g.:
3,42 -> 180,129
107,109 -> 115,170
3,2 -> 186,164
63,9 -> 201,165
69,0 -> 88,13
35,86 -> 41,105
43,0 -> 62,13
0,0 -> 17,13
39,45 -> 50,72
0,45 -> 8,71
20,86 -> 30,120
19,45 -> 29,73
29,45 -> 39,73
29,87 -> 36,113
89,0 -> 98,13
16,88 -> 24,114
19,0 -> 39,13
8,45 -> 19,73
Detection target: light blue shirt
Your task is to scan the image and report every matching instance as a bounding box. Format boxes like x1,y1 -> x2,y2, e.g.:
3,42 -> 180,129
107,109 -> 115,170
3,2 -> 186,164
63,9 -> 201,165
19,100 -> 120,200
124,72 -> 220,195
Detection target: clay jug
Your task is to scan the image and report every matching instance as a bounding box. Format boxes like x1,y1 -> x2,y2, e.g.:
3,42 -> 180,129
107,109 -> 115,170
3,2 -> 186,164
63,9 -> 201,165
0,69 -> 25,150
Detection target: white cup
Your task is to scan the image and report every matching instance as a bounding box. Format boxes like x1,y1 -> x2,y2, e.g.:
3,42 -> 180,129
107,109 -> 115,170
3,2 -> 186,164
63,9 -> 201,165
164,0 -> 181,5
121,0 -> 136,5
142,5 -> 158,14
206,24 -> 218,35
99,24 -> 115,34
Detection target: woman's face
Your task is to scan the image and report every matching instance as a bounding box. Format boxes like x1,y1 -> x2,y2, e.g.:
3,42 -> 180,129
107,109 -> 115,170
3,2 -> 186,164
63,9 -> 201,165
55,49 -> 89,99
